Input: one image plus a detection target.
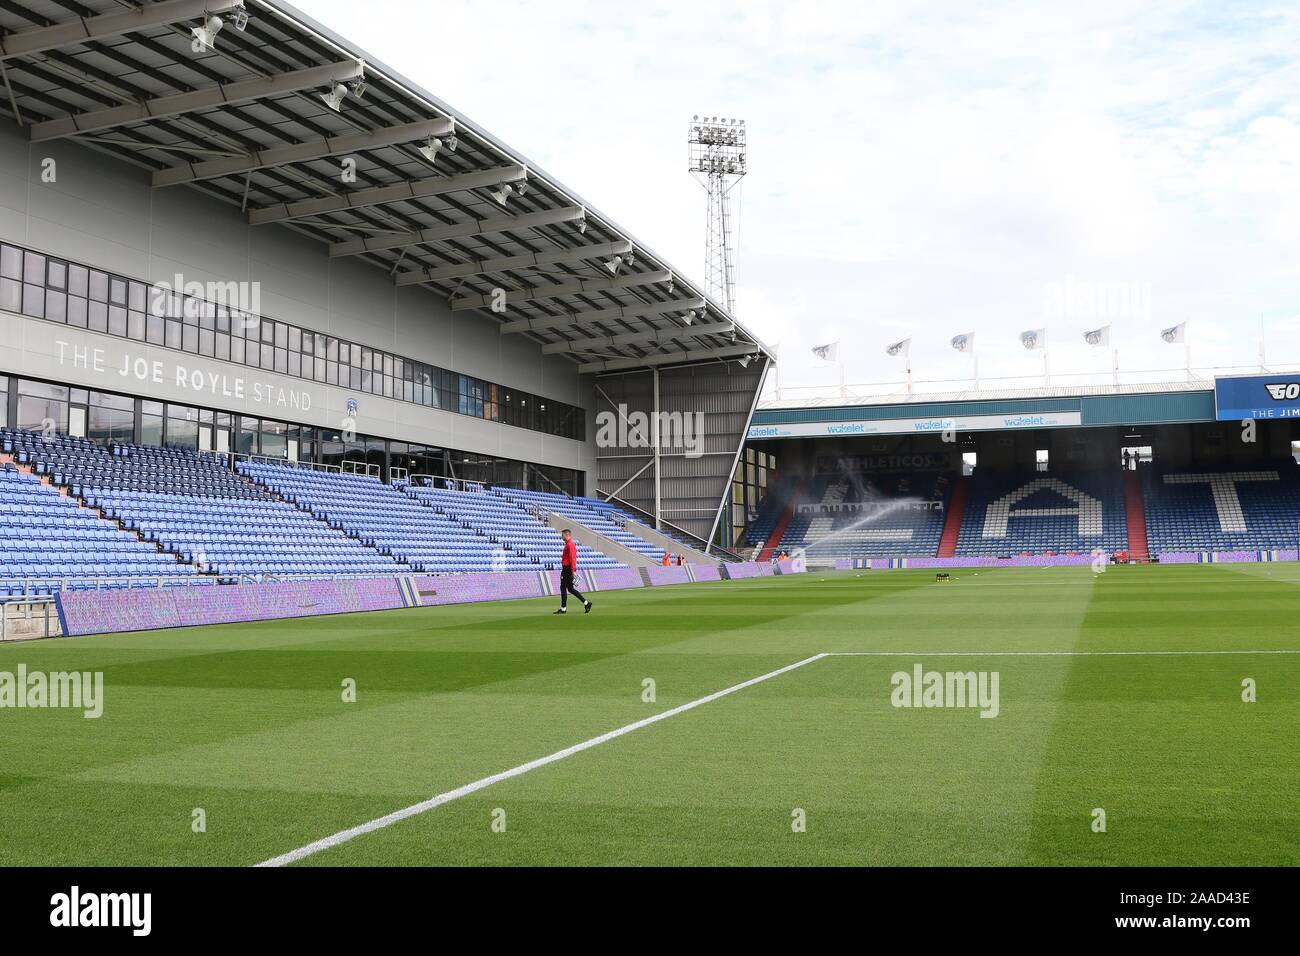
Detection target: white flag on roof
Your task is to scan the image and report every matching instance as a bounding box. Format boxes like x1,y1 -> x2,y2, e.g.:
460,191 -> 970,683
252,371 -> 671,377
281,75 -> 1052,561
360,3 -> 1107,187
1161,322 -> 1186,344
1020,328 -> 1046,350
811,342 -> 839,362
1083,325 -> 1110,347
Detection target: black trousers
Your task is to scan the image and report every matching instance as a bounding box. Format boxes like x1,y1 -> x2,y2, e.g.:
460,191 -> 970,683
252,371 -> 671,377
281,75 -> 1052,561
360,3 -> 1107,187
559,567 -> 585,608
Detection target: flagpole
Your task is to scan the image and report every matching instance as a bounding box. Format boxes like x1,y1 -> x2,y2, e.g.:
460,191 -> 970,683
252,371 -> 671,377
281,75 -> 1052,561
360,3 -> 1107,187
1112,347 -> 1119,387
907,356 -> 913,396
838,360 -> 846,399
773,342 -> 781,400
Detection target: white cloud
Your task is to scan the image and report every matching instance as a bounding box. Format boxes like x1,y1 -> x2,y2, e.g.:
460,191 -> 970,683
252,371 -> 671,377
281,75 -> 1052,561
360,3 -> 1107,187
296,0 -> 1300,393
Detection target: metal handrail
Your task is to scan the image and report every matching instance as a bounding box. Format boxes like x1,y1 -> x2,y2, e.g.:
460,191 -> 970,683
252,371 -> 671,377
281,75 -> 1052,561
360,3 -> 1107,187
410,474 -> 484,493
231,453 -> 344,474
595,490 -> 746,561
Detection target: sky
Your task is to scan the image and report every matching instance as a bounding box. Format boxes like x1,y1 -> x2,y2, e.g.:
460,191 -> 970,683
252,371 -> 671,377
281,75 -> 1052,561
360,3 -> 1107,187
293,0 -> 1300,397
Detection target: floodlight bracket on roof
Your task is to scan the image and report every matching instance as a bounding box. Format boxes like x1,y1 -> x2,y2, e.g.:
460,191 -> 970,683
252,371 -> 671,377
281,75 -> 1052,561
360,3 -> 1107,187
542,320 -> 736,354
248,164 -> 524,225
152,117 -> 455,187
0,0 -> 246,60
329,204 -> 584,257
393,240 -> 633,286
579,344 -> 763,374
499,297 -> 705,335
448,270 -> 674,311
29,61 -> 365,142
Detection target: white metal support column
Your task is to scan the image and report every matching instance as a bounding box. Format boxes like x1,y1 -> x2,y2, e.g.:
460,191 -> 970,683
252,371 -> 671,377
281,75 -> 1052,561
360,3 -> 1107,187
653,367 -> 662,530
705,356 -> 769,555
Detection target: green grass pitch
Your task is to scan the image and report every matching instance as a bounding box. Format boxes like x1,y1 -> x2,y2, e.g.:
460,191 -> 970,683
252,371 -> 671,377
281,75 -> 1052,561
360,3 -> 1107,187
1,563 -> 1297,866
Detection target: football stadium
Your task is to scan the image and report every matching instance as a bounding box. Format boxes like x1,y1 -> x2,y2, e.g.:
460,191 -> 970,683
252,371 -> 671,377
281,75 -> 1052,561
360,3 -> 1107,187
0,0 -> 1294,920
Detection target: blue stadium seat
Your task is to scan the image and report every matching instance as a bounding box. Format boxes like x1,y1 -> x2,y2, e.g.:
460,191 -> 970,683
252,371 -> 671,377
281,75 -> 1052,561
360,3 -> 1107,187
238,463 -> 625,572
0,432 -> 199,592
955,469 -> 1127,557
772,471 -> 950,559
1,426 -> 635,585
1142,459 -> 1300,553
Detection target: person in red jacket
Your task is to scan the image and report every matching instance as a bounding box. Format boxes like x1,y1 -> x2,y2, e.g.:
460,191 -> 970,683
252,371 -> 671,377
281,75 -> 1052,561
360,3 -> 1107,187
555,529 -> 592,615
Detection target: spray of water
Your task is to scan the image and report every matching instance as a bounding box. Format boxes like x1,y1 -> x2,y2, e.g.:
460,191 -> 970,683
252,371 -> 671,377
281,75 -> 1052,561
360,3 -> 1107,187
804,496 -> 928,553
798,461 -> 934,555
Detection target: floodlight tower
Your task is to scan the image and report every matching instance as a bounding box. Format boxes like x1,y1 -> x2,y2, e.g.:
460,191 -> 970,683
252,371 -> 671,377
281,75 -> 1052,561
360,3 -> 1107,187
688,116 -> 746,314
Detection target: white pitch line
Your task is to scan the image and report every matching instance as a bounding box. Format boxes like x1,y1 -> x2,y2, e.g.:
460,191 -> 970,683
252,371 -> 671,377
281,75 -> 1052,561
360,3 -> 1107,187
256,646 -> 1299,866
825,650 -> 1300,657
255,652 -> 830,867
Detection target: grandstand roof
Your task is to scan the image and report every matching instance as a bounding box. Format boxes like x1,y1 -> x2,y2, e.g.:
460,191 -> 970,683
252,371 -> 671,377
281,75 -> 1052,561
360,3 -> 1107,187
752,379 -> 1224,434
759,379 -> 1214,410
0,0 -> 772,372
